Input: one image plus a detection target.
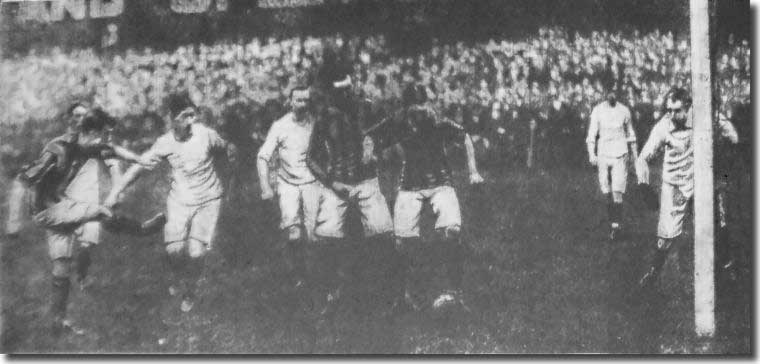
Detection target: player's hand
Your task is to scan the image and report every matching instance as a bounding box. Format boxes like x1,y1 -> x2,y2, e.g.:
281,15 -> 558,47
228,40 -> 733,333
137,155 -> 160,168
635,159 -> 649,185
261,187 -> 275,201
332,182 -> 353,197
104,192 -> 121,208
589,155 -> 598,167
97,206 -> 114,219
469,172 -> 485,185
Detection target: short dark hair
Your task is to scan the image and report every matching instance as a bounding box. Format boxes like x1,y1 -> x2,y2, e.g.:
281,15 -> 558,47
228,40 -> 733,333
402,84 -> 427,107
664,87 -> 692,109
165,92 -> 196,120
79,110 -> 107,133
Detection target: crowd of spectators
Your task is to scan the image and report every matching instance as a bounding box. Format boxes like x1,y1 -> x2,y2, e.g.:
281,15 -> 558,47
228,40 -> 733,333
1,26 -> 751,175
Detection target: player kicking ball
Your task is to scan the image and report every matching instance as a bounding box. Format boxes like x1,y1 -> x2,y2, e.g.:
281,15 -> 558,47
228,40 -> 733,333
635,87 -> 737,289
106,95 -> 234,314
586,91 -> 637,241
21,109 -> 163,336
369,84 -> 484,313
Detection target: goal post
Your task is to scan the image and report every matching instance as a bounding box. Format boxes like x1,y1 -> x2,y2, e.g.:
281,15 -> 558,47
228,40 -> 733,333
689,0 -> 716,338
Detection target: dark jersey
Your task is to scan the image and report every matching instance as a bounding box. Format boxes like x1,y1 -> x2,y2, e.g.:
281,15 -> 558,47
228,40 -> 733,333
370,105 -> 465,191
308,100 -> 379,185
20,132 -> 115,212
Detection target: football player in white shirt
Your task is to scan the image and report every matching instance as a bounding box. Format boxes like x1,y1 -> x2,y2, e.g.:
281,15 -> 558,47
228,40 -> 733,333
257,86 -> 320,290
106,97 -> 234,313
586,91 -> 638,240
636,88 -> 738,288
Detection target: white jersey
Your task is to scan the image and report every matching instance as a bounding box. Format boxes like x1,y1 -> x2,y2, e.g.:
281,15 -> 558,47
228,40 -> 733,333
144,123 -> 227,206
586,101 -> 636,158
639,111 -> 694,197
257,112 -> 316,185
65,158 -> 118,203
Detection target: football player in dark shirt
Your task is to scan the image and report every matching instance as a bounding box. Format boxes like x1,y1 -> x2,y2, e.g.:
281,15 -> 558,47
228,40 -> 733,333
368,84 -> 484,312
21,109 -> 163,335
306,74 -> 395,316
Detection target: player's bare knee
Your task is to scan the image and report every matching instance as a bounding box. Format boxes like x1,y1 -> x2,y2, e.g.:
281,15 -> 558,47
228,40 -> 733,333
612,192 -> 624,203
436,226 -> 461,243
165,241 -> 186,256
285,226 -> 302,242
51,258 -> 71,278
187,239 -> 208,259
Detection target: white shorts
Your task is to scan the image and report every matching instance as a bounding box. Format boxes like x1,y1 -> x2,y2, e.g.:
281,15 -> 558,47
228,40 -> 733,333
5,176 -> 27,235
315,177 -> 393,239
165,197 -> 221,248
393,185 -> 462,238
597,155 -> 628,194
36,198 -> 104,260
46,223 -> 103,260
276,178 -> 323,243
657,183 -> 692,239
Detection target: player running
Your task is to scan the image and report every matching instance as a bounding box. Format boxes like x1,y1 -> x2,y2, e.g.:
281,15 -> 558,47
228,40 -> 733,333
306,75 -> 395,316
586,91 -> 638,241
257,85 -> 322,291
106,95 -> 234,314
20,109 -> 162,336
635,87 -> 738,288
368,84 -> 484,312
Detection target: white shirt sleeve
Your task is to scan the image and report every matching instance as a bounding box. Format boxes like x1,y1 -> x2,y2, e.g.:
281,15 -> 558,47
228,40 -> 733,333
586,106 -> 600,152
257,121 -> 280,162
624,108 -> 637,143
639,120 -> 666,162
718,117 -> 739,144
141,135 -> 171,170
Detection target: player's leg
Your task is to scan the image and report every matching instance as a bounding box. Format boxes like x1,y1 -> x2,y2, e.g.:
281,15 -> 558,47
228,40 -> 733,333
609,155 -> 628,239
74,221 -> 100,290
277,180 -> 307,289
392,189 -> 424,310
312,186 -> 349,317
597,158 -> 614,226
639,184 -> 688,288
430,186 -> 466,305
163,197 -> 192,301
179,198 -> 221,312
47,230 -> 76,335
354,177 -> 396,307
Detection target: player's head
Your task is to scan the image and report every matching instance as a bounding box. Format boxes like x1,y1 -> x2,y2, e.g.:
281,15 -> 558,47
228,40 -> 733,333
663,87 -> 691,126
606,91 -> 618,106
67,102 -> 90,130
330,74 -> 352,109
171,107 -> 196,142
76,110 -> 108,147
289,85 -> 311,116
402,83 -> 427,108
165,92 -> 197,142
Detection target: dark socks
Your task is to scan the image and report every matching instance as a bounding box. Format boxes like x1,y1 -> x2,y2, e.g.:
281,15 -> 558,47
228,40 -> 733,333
76,248 -> 92,283
51,276 -> 71,322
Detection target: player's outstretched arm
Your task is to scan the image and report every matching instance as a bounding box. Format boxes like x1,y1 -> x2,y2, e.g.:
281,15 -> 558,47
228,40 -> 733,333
105,163 -> 147,208
111,145 -> 157,167
464,133 -> 484,184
